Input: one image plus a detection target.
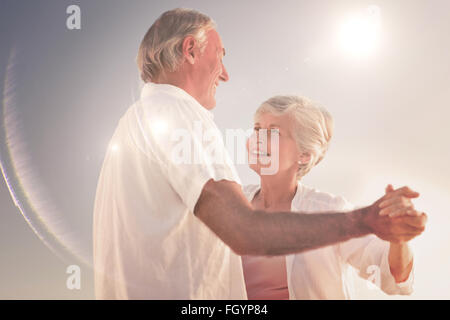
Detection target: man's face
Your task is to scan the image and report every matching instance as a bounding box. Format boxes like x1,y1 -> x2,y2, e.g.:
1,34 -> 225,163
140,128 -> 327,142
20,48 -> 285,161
193,29 -> 229,110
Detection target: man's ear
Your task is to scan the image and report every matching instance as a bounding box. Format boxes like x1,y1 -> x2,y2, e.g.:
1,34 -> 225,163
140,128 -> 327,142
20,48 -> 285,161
182,36 -> 196,64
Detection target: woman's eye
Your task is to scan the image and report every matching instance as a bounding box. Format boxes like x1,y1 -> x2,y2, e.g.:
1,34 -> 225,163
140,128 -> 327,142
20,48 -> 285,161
270,128 -> 280,135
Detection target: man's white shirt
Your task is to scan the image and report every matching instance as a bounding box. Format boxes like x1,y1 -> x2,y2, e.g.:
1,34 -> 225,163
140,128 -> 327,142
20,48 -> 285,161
93,83 -> 247,299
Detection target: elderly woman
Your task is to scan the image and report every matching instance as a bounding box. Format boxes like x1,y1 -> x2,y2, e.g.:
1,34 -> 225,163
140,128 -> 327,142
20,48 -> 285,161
242,95 -> 419,299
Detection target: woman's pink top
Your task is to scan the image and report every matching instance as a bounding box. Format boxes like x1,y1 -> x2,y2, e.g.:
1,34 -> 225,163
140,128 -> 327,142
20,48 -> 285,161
242,254 -> 290,300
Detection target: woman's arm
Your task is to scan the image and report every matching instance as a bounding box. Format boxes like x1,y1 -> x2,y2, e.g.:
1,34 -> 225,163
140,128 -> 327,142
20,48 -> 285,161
336,190 -> 424,295
382,184 -> 426,283
389,242 -> 413,283
389,242 -> 414,282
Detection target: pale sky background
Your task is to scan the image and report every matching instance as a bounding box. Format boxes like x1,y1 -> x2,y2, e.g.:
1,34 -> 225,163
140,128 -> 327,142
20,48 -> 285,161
0,0 -> 449,299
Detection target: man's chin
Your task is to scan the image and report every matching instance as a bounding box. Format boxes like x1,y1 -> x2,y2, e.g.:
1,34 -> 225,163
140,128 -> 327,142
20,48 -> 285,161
203,100 -> 216,110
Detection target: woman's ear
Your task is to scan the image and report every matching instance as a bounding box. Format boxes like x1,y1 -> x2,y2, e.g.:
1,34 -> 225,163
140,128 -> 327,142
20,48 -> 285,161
182,36 -> 197,64
298,153 -> 311,165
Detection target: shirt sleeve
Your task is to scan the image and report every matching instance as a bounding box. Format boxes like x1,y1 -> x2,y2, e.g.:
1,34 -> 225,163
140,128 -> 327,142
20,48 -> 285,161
336,197 -> 414,295
133,95 -> 242,213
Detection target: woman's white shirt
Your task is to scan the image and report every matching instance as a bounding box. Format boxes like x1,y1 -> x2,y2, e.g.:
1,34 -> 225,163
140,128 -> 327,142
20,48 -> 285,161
242,183 -> 414,299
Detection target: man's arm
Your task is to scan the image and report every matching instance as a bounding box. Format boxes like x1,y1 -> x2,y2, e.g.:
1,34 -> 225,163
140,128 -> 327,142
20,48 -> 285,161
194,179 -> 424,256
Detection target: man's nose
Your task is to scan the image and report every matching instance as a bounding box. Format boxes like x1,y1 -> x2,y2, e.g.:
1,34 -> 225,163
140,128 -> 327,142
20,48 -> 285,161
219,63 -> 229,82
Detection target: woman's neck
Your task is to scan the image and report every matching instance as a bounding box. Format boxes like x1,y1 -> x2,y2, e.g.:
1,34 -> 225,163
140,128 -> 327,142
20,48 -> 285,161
257,172 -> 299,208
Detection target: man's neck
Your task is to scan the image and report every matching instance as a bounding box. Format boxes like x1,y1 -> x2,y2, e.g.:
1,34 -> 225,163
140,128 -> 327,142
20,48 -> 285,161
153,72 -> 200,105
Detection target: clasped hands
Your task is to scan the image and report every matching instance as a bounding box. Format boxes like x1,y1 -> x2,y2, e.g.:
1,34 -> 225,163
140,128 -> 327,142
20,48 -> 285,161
363,184 -> 427,243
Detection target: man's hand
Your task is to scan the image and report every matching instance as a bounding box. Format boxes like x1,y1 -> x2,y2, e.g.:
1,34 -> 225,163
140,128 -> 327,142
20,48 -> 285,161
362,185 -> 427,243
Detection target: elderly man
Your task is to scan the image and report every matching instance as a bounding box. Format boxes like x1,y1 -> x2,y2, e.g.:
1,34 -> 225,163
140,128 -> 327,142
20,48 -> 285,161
93,8 -> 427,299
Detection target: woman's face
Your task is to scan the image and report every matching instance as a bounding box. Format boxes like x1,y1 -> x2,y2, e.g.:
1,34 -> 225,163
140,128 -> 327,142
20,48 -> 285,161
246,111 -> 302,177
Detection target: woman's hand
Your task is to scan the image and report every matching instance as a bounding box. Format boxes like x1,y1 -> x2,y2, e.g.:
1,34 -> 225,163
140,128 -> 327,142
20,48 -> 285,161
379,184 -> 423,218
380,184 -> 427,282
361,185 -> 427,243
379,184 -> 428,241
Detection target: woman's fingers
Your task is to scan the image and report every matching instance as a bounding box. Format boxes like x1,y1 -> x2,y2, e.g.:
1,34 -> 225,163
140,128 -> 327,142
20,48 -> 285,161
379,199 -> 414,216
388,207 -> 412,218
379,196 -> 413,210
385,184 -> 395,194
405,209 -> 423,217
382,186 -> 420,200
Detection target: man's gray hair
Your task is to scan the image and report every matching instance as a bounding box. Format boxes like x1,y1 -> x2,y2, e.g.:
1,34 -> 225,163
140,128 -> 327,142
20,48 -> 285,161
137,8 -> 216,83
255,95 -> 334,180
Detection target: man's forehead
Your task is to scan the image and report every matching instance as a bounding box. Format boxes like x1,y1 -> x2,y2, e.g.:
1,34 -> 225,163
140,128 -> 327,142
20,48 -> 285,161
218,41 -> 226,57
208,29 -> 226,55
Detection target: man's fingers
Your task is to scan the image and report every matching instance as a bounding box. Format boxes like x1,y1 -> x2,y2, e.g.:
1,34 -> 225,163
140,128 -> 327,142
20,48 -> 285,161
400,213 -> 428,229
391,220 -> 424,233
374,206 -> 427,243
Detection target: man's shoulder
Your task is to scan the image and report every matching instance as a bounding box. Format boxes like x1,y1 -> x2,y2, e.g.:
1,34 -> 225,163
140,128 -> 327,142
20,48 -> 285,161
140,89 -> 191,111
137,83 -> 216,125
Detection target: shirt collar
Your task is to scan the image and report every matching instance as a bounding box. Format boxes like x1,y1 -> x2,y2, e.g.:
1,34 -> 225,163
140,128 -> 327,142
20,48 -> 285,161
291,182 -> 304,210
140,82 -> 215,120
248,181 -> 304,210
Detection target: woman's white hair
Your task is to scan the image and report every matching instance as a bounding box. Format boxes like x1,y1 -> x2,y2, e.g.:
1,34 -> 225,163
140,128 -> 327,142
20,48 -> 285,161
255,95 -> 334,180
137,8 -> 216,83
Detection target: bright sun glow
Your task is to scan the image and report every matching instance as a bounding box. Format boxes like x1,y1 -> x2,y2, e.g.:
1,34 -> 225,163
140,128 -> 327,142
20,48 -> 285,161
111,143 -> 119,152
339,5 -> 381,57
151,118 -> 169,136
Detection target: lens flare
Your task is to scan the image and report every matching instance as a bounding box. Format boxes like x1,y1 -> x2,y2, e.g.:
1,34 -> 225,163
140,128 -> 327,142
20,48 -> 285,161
0,47 -> 91,267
